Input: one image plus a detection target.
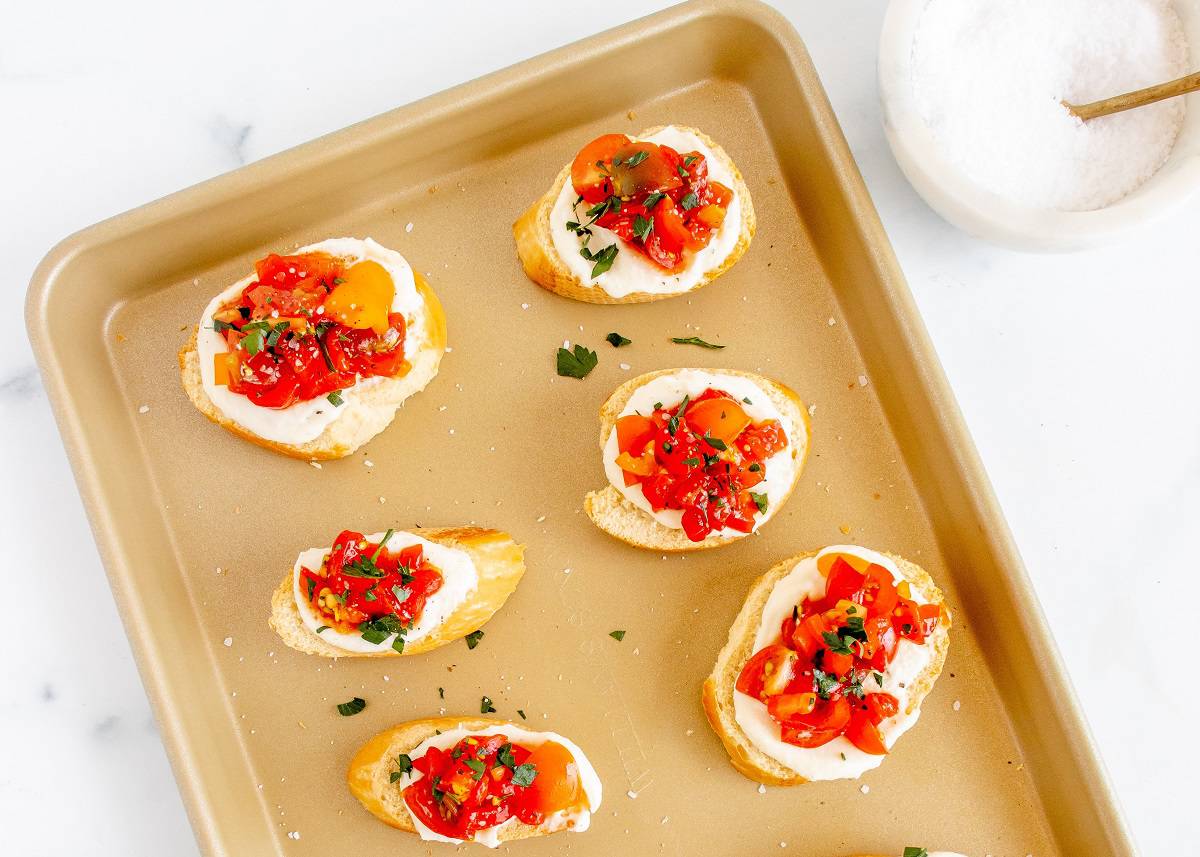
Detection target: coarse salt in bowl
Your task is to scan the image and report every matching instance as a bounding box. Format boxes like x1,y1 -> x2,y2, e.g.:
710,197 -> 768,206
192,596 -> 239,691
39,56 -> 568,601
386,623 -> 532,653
880,0 -> 1200,251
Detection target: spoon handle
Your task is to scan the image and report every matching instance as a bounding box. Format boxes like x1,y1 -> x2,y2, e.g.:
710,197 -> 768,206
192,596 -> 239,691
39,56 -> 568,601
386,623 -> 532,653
1067,70 -> 1200,121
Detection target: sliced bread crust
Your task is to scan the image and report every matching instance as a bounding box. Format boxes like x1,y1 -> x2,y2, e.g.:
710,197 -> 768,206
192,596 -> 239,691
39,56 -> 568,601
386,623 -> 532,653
269,527 -> 524,657
178,273 -> 446,460
347,716 -> 570,843
584,368 -> 810,551
513,125 -> 755,304
702,550 -> 951,785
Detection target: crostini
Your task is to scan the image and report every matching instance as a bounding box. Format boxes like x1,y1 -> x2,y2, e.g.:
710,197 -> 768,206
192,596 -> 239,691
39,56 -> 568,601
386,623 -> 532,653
269,527 -> 524,657
584,368 -> 809,550
179,237 -> 446,459
348,717 -> 603,848
852,851 -> 965,857
514,125 -> 755,303
703,545 -> 951,784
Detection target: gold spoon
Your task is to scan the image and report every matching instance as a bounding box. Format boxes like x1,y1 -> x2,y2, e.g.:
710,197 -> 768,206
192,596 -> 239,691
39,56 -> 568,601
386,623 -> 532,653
1065,70 -> 1200,121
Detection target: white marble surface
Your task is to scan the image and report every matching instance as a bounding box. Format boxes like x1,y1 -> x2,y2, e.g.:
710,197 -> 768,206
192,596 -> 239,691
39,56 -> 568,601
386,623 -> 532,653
2,1 -> 1195,854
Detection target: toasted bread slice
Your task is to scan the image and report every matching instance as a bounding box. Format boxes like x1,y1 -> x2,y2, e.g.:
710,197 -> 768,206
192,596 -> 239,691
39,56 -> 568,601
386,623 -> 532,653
269,527 -> 524,657
179,271 -> 446,461
702,550 -> 950,785
348,716 -> 595,844
513,125 -> 755,304
584,369 -> 810,551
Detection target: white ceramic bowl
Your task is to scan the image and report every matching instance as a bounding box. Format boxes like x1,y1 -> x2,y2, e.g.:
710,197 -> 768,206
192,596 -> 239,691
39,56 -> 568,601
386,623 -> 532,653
879,0 -> 1200,252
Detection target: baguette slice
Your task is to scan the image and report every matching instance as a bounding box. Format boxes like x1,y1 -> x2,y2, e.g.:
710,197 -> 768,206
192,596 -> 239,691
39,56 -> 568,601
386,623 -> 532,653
513,125 -> 755,304
584,369 -> 810,551
269,527 -> 524,657
179,271 -> 446,461
702,550 -> 950,785
348,716 -> 588,844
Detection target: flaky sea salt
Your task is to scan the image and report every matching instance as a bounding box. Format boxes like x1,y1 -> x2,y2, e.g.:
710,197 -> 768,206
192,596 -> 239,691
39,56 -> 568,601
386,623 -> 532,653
913,0 -> 1188,210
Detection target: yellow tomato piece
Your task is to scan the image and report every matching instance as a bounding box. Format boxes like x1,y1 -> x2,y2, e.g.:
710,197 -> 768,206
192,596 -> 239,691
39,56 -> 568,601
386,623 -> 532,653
817,550 -> 873,578
685,397 -> 751,444
615,450 -> 656,476
523,741 -> 586,815
212,352 -> 238,386
323,260 -> 395,335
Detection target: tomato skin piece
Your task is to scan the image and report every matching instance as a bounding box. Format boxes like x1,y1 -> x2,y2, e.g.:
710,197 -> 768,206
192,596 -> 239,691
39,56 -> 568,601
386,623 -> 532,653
513,741 -> 585,825
844,710 -> 888,755
615,414 -> 657,455
685,396 -> 752,444
865,692 -> 900,725
767,692 -> 818,724
735,644 -> 795,700
570,134 -> 630,202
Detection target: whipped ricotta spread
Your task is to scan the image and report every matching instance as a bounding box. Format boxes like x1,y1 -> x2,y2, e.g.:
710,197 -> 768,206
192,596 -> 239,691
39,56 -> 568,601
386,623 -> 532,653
734,545 -> 937,780
602,369 -> 800,538
291,530 -> 477,654
549,126 -> 742,299
394,724 -> 603,848
196,237 -> 427,445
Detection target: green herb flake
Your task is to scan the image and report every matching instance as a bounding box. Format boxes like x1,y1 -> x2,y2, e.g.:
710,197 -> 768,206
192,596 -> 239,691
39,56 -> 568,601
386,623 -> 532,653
511,762 -> 538,788
481,696 -> 497,714
464,758 -> 487,780
326,390 -> 344,407
241,329 -> 265,356
625,149 -> 650,168
438,686 -> 445,699
609,630 -> 627,641
680,191 -> 700,211
556,344 -> 599,379
497,743 -> 517,770
642,191 -> 666,209
465,630 -> 485,650
517,709 -> 527,720
315,625 -> 330,633
336,697 -> 367,717
873,671 -> 884,687
903,849 -> 930,857
605,332 -> 632,348
632,214 -> 653,242
750,491 -> 769,514
683,154 -> 699,166
670,336 -> 725,350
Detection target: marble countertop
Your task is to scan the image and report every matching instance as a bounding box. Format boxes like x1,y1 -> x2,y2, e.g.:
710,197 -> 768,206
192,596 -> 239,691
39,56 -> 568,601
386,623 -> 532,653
4,1 -> 1196,854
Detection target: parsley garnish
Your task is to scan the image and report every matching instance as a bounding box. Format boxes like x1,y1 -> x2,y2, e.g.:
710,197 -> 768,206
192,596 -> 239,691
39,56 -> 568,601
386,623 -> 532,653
480,696 -> 497,714
511,763 -> 538,787
580,242 -> 619,277
609,630 -> 626,641
497,743 -> 517,769
632,214 -> 653,242
606,332 -> 632,348
241,328 -> 265,356
812,668 -> 840,700
748,463 -> 761,472
517,709 -> 526,720
903,849 -> 929,857
625,150 -> 650,168
305,578 -> 316,601
212,318 -> 236,333
391,585 -> 411,604
359,613 -> 406,645
326,390 -> 344,407
313,320 -> 336,371
389,754 -> 413,782
822,630 -> 854,655
556,344 -> 598,379
667,395 -> 691,435
670,336 -> 725,349
336,697 -> 366,717
315,625 -> 330,633
680,191 -> 700,211
750,491 -> 769,514
464,758 -> 486,780
873,671 -> 884,687
702,432 -> 728,451
642,191 -> 666,209
438,686 -> 445,699
465,630 -> 485,650
683,154 -> 699,166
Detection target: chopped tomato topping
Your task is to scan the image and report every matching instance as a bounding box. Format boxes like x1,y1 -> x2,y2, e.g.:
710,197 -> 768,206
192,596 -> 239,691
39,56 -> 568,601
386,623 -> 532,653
735,552 -> 948,754
210,251 -> 408,409
402,734 -> 588,841
298,530 -> 442,651
567,134 -> 734,273
612,387 -> 788,542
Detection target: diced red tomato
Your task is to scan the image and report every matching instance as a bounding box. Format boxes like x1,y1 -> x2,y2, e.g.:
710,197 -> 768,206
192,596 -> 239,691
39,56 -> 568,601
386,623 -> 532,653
844,710 -> 888,755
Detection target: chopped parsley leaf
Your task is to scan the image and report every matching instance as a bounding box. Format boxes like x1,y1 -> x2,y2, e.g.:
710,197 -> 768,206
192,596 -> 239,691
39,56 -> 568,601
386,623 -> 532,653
480,696 -> 497,714
606,332 -> 632,348
556,343 -> 599,379
670,336 -> 725,349
465,630 -> 485,650
511,763 -> 538,787
750,491 -> 769,514
609,630 -> 627,641
326,390 -> 344,407
336,697 -> 366,717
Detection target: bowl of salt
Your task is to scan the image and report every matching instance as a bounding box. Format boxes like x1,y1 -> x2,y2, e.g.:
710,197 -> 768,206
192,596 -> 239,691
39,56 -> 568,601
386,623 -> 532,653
880,0 -> 1200,251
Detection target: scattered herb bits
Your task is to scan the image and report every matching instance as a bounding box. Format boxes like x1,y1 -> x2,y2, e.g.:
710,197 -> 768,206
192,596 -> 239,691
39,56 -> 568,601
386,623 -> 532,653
750,491 -> 769,514
605,332 -> 632,348
609,630 -> 627,641
326,390 -> 344,407
580,242 -> 619,278
389,753 -> 414,782
511,762 -> 538,787
438,686 -> 445,699
556,344 -> 599,379
481,696 -> 497,714
903,849 -> 929,857
336,697 -> 367,717
465,630 -> 485,650
517,709 -> 527,720
671,336 -> 725,349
